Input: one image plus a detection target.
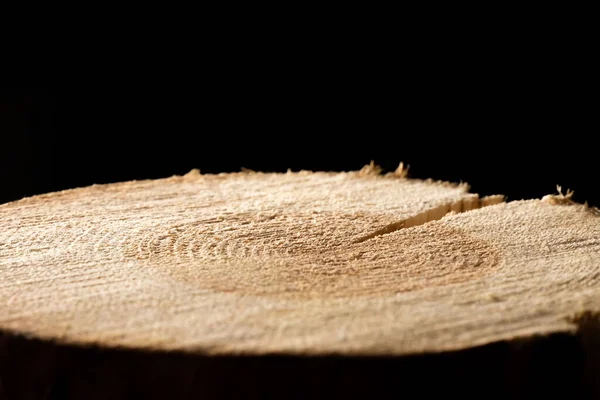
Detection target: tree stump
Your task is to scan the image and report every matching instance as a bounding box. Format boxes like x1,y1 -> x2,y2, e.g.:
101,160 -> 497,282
1,167 -> 599,398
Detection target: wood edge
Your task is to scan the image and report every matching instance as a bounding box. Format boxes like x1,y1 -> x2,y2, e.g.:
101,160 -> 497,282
0,163 -> 472,207
0,311 -> 589,358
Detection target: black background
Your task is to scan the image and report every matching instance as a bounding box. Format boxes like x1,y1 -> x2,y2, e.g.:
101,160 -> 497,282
1,73 -> 597,207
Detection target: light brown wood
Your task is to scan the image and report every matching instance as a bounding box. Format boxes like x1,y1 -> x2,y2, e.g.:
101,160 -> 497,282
0,167 -> 598,356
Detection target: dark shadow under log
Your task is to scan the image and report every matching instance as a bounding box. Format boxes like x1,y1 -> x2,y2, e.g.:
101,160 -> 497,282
1,317 -> 598,400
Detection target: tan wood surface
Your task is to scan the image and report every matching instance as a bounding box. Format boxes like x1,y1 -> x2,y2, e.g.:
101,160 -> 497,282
1,167 -> 598,356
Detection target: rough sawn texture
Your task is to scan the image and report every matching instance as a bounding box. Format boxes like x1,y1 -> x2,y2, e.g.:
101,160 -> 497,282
0,169 -> 598,357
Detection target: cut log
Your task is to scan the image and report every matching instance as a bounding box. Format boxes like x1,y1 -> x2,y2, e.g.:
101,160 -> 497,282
0,167 -> 599,398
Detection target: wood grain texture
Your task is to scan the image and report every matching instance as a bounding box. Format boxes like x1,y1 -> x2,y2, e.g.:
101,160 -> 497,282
0,168 -> 598,357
